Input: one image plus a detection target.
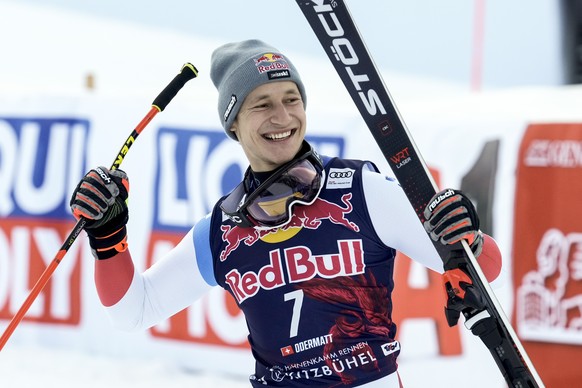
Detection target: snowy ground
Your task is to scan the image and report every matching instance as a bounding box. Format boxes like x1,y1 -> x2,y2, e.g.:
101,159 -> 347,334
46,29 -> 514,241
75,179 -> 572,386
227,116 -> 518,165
0,342 -> 509,388
0,345 -> 249,388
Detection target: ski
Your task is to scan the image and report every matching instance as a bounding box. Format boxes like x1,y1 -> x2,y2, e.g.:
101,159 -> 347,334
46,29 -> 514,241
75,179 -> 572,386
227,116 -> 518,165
294,1 -> 544,387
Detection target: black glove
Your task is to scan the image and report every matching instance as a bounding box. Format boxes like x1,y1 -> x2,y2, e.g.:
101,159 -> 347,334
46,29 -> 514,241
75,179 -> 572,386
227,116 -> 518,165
423,189 -> 483,257
442,255 -> 502,349
442,265 -> 485,326
70,166 -> 129,259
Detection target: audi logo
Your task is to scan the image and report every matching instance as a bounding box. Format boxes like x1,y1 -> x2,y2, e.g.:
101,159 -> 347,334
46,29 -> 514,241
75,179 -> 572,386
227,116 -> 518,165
329,171 -> 354,178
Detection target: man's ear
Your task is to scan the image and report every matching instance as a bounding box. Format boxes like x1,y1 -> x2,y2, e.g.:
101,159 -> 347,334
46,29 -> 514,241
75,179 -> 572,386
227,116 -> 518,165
230,120 -> 238,136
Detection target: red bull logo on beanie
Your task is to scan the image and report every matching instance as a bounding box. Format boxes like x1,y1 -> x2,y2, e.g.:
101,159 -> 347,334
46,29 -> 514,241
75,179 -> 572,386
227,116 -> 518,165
255,53 -> 284,64
254,52 -> 291,74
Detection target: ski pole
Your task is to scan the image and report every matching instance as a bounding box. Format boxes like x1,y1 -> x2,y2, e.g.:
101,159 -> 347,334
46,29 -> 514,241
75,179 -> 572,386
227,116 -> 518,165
0,63 -> 198,351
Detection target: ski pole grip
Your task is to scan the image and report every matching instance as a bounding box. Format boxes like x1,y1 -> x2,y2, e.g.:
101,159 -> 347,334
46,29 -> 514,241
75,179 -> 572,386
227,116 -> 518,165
152,63 -> 198,111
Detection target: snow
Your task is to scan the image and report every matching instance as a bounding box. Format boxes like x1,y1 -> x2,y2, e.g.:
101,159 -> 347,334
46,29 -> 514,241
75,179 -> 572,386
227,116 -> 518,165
0,345 -> 514,388
0,345 -> 249,388
0,335 -> 510,388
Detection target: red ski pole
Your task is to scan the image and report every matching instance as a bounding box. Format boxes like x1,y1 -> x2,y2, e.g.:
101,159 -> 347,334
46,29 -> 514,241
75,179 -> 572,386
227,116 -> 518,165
0,63 -> 198,351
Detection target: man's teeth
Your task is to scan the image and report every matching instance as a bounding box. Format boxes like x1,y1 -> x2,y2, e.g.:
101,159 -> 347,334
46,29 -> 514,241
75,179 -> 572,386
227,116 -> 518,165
265,131 -> 292,140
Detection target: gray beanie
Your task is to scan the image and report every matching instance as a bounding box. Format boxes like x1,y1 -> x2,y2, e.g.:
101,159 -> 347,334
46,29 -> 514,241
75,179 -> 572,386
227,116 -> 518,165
210,39 -> 307,140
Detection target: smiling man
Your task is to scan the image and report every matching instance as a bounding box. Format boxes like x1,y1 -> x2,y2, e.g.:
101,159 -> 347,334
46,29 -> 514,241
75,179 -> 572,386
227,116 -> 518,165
70,39 -> 501,387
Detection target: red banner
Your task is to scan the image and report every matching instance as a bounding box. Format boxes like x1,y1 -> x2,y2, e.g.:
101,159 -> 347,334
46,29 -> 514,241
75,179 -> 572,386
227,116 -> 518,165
512,123 -> 582,387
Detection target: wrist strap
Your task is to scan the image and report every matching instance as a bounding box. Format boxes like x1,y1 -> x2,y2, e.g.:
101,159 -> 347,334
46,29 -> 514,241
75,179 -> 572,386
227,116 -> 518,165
87,225 -> 128,260
85,209 -> 129,260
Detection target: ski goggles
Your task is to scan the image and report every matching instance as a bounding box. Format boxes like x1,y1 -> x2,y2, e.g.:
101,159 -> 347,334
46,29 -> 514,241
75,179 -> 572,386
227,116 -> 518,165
221,143 -> 324,229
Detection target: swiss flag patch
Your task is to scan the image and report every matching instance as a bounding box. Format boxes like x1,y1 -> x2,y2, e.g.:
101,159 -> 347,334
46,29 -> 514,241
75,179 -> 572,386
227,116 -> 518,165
280,345 -> 294,357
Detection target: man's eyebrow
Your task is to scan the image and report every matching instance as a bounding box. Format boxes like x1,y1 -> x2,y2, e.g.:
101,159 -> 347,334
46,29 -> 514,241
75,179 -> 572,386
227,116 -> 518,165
248,88 -> 300,104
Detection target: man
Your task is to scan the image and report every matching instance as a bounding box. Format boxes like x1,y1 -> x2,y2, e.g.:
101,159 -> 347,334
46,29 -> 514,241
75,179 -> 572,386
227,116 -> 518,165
70,40 -> 501,387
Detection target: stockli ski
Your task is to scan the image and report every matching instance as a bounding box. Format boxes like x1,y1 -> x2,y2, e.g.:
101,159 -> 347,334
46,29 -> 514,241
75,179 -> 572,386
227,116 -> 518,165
295,0 -> 545,386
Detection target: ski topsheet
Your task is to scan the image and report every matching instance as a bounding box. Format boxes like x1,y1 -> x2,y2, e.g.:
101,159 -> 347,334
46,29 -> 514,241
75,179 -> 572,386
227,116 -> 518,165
294,1 -> 544,387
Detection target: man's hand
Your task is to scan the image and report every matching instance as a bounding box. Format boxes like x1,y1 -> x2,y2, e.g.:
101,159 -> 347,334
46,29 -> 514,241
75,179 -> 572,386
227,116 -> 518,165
423,189 -> 489,327
70,166 -> 129,259
423,189 -> 483,257
442,265 -> 485,326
